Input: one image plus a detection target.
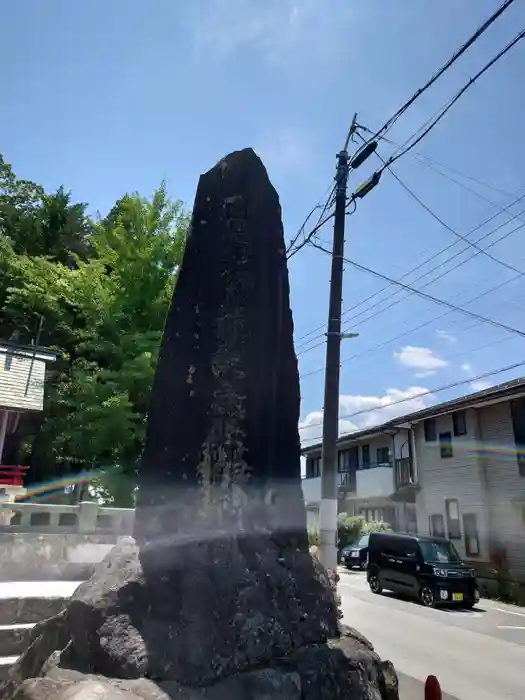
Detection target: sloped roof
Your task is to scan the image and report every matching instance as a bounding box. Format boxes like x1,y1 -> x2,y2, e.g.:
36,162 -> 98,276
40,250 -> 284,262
301,374 -> 525,455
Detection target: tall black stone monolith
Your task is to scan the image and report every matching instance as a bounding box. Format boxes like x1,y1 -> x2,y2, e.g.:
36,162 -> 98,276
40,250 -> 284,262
0,150 -> 399,700
133,147 -> 306,553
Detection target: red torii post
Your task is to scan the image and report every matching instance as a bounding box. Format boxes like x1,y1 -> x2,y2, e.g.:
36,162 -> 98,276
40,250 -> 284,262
0,465 -> 30,487
425,675 -> 442,700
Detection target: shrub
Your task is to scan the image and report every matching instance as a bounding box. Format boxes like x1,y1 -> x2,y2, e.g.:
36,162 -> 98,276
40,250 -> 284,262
361,519 -> 392,535
337,514 -> 365,548
337,512 -> 392,548
308,526 -> 320,547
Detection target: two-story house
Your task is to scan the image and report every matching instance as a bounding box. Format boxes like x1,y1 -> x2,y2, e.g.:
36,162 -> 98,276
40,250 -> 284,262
0,339 -> 56,466
301,376 -> 525,582
301,422 -> 418,534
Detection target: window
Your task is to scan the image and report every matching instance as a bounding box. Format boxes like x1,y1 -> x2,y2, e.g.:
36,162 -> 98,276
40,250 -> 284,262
361,444 -> 370,469
4,351 -> 13,371
338,449 -> 350,473
445,498 -> 461,540
439,432 -> 453,459
453,410 -> 467,437
429,514 -> 445,538
399,539 -> 419,560
424,418 -> 437,442
306,457 -> 320,479
510,397 -> 525,477
382,535 -> 413,559
463,513 -> 480,557
419,539 -> 462,563
338,446 -> 358,473
376,446 -> 390,466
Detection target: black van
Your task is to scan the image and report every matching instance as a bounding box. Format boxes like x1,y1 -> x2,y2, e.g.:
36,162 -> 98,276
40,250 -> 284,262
340,534 -> 370,569
367,531 -> 480,608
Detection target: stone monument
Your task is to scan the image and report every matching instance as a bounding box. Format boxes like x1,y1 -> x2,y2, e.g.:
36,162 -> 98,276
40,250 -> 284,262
0,149 -> 398,700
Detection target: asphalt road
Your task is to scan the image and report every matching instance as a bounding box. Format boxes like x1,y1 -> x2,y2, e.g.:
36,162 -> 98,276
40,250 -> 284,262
339,569 -> 525,700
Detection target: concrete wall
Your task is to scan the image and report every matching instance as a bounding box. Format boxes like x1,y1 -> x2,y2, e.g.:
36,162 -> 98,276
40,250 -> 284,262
0,532 -> 122,581
413,401 -> 525,581
301,476 -> 321,507
356,467 -> 394,499
305,505 -> 319,533
1,501 -> 135,535
0,500 -> 135,580
414,408 -> 490,562
479,401 -> 525,580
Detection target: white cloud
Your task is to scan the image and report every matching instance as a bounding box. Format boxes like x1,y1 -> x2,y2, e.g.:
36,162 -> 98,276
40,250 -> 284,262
299,386 -> 435,446
461,362 -> 473,376
299,409 -> 358,447
436,329 -> 457,345
470,380 -> 493,392
191,0 -> 356,68
394,345 -> 448,377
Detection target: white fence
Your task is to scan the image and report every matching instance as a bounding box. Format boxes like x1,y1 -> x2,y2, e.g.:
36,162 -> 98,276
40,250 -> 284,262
0,501 -> 135,535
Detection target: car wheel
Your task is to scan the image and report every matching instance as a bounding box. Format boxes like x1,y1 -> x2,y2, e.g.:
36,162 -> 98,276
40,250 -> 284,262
420,585 -> 436,608
369,575 -> 383,594
360,561 -> 368,570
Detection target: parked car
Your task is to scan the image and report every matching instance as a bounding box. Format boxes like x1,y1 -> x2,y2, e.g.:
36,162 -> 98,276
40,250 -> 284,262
340,534 -> 370,569
366,531 -> 480,608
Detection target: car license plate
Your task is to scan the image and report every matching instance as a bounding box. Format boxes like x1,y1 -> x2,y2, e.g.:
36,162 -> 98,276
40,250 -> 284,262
351,551 -> 359,558
452,593 -> 463,602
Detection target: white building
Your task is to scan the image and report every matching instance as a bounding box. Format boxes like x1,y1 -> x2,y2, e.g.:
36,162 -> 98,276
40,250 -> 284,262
301,376 -> 525,582
0,340 -> 56,466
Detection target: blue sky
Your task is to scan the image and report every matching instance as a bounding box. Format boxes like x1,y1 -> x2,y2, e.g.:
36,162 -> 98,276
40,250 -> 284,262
2,0 -> 525,445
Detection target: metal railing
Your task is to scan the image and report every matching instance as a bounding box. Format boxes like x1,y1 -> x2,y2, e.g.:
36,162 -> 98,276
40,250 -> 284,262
338,471 -> 356,492
395,457 -> 416,488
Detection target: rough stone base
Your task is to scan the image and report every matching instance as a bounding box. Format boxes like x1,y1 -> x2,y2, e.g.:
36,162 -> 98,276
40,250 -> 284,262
6,626 -> 398,700
0,538 -> 398,700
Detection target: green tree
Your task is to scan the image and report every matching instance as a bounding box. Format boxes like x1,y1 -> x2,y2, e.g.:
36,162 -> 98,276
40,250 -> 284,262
1,156 -> 91,263
1,166 -> 188,503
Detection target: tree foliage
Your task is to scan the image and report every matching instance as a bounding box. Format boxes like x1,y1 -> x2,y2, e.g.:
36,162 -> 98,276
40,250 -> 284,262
0,154 -> 189,504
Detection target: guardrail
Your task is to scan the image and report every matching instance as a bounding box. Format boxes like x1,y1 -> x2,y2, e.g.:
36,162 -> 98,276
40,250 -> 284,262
0,501 -> 135,535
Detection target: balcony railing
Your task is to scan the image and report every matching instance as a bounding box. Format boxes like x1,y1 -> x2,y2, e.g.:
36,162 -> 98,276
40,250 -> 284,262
395,457 -> 416,489
338,471 -> 356,492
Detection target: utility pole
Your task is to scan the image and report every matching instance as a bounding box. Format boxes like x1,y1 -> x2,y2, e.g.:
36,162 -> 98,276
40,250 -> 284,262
318,118 -> 379,571
318,118 -> 355,571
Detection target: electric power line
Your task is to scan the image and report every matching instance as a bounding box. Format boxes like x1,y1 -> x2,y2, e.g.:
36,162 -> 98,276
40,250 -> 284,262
296,198 -> 525,355
309,239 -> 525,341
286,183 -> 336,259
367,0 -> 517,141
356,130 -> 525,278
294,179 -> 523,352
379,29 -> 525,172
339,209 -> 525,334
293,15 -> 525,354
301,268 -> 523,379
358,125 -> 518,201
